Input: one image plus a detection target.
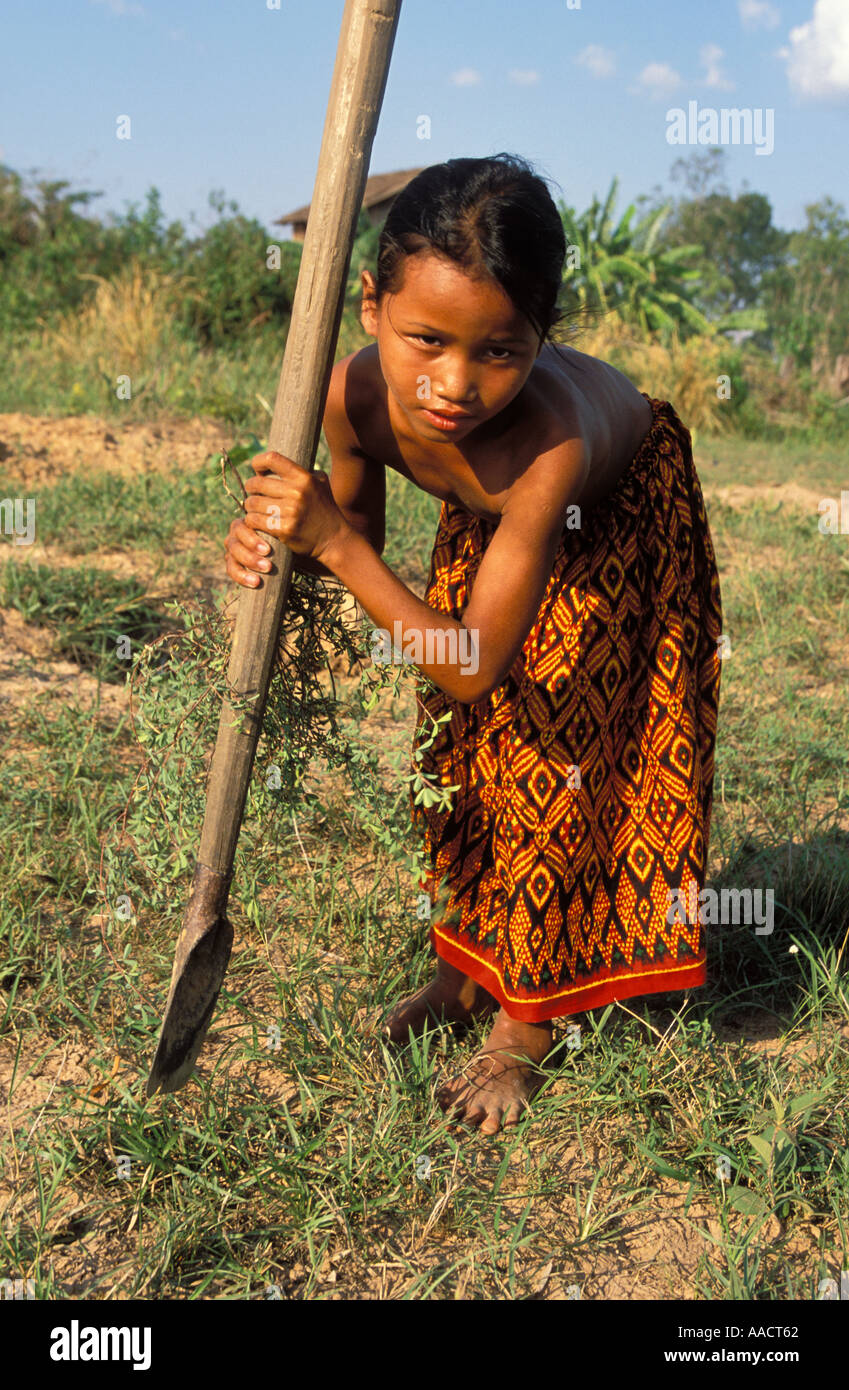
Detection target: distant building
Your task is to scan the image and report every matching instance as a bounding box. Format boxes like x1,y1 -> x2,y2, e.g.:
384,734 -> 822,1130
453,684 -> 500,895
722,329 -> 755,346
276,167 -> 425,242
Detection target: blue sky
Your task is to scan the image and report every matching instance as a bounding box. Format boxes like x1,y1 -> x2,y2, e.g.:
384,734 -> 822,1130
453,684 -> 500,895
2,0 -> 847,237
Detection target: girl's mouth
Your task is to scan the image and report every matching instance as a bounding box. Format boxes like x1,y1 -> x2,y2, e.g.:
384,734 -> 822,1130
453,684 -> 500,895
421,407 -> 476,432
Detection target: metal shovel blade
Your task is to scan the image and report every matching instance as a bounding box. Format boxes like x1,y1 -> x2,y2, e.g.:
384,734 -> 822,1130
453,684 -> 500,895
146,863 -> 233,1097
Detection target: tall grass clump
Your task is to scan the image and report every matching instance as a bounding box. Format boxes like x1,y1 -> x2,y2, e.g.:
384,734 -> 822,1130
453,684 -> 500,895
575,312 -> 733,436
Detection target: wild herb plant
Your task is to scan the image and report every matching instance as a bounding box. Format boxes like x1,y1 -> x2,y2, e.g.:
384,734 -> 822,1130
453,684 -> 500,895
99,447 -> 456,922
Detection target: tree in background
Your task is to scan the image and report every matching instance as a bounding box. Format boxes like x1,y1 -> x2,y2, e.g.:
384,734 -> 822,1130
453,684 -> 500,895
646,150 -> 788,335
0,168 -> 301,348
0,165 -> 111,329
177,190 -> 301,349
759,197 -> 849,376
556,177 -> 713,341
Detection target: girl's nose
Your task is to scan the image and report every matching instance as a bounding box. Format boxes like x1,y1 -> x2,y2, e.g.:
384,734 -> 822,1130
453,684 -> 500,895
435,371 -> 478,404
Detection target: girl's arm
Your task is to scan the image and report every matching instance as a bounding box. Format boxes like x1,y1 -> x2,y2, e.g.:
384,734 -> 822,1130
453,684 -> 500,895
317,434 -> 588,703
296,356 -> 386,574
224,356 -> 385,586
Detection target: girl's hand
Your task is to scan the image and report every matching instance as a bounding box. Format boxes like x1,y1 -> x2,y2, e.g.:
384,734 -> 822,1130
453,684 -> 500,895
241,450 -> 350,564
224,515 -> 274,588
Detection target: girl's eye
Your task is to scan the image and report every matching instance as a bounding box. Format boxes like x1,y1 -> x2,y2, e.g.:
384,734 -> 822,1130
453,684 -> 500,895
412,335 -> 513,360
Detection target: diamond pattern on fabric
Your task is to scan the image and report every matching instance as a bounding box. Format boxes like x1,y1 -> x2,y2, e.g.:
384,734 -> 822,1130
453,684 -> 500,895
411,396 -> 723,1021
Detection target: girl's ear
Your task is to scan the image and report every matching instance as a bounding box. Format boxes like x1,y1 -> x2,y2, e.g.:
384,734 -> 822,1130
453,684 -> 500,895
360,270 -> 379,337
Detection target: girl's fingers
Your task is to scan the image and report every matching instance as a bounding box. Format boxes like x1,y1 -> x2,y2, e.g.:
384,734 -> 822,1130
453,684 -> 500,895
234,518 -> 269,551
226,553 -> 262,588
230,538 -> 272,572
242,499 -> 275,526
225,519 -> 273,587
249,450 -> 296,476
244,473 -> 284,492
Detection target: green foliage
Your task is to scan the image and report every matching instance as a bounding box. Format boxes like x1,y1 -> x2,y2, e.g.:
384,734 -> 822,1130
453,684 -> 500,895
651,152 -> 788,321
0,169 -> 300,348
712,344 -> 774,438
101,550 -> 449,916
0,165 -> 112,332
557,177 -> 714,340
760,197 -> 849,369
177,193 -> 302,348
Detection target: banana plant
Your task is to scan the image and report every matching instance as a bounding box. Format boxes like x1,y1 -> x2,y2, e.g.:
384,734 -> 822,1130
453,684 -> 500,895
558,178 -> 714,339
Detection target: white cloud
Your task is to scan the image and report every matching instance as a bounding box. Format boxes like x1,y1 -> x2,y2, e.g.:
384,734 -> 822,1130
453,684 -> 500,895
89,0 -> 146,15
450,68 -> 482,87
632,62 -> 683,98
781,0 -> 849,97
739,0 -> 781,29
575,45 -> 616,79
508,69 -> 540,86
700,42 -> 734,89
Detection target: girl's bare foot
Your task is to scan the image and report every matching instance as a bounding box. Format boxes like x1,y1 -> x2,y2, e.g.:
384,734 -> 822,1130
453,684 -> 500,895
437,1009 -> 554,1136
371,960 -> 498,1043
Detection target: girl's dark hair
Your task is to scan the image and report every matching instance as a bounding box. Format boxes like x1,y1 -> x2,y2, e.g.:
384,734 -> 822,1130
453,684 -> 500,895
375,154 -> 573,346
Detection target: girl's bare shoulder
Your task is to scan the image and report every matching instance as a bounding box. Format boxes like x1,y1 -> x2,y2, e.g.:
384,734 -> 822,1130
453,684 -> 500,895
325,346 -> 384,456
533,343 -> 654,503
535,342 -> 650,432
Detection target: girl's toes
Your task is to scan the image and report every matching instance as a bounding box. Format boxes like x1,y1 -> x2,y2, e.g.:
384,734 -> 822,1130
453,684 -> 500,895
478,1107 -> 503,1136
352,1005 -> 388,1039
501,1101 -> 524,1128
462,1103 -> 488,1128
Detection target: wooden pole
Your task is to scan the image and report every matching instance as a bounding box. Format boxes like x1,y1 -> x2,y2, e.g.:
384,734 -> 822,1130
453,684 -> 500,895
147,0 -> 403,1095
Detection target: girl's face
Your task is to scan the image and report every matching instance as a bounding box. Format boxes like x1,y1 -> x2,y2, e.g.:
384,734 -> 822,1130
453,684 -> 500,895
360,249 -> 543,445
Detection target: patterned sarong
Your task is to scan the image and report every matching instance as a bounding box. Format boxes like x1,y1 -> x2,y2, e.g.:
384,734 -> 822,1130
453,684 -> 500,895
410,395 -> 723,1022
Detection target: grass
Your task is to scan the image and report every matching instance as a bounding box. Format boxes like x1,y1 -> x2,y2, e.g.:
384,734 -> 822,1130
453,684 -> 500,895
1,411 -> 848,1301
695,434 -> 849,496
0,258 -> 844,449
0,561 -> 168,680
0,268 -> 371,428
6,467 -> 235,556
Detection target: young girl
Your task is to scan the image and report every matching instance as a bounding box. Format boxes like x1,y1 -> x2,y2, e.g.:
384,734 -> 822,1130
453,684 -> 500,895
225,154 -> 723,1137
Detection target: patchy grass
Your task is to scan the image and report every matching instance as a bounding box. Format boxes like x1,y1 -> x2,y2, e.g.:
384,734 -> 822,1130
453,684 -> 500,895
0,415 -> 847,1301
0,561 -> 167,681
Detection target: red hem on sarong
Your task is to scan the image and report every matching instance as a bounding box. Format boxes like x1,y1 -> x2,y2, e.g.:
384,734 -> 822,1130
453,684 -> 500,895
431,923 -> 707,1023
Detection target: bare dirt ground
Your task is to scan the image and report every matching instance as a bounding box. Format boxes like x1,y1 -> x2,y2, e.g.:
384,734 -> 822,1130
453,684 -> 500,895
0,411 -> 232,487
2,411 -> 847,1301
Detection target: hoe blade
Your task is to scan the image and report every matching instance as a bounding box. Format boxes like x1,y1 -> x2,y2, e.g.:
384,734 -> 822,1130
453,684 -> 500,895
146,864 -> 233,1097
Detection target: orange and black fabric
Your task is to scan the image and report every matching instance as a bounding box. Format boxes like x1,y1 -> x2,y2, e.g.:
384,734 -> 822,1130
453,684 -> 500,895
410,395 -> 723,1023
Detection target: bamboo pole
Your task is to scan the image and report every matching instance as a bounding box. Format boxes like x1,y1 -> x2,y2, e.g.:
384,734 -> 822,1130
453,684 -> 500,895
147,0 -> 402,1095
